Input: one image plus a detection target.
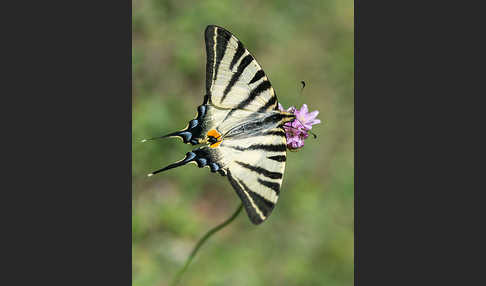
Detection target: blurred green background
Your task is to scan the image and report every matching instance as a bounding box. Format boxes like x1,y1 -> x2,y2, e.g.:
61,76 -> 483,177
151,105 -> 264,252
132,0 -> 353,285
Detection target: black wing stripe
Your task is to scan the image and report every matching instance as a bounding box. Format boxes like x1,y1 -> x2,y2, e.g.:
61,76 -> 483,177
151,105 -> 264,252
214,28 -> 230,82
249,70 -> 265,84
228,144 -> 287,152
257,178 -> 281,195
238,177 -> 274,218
235,80 -> 272,110
222,108 -> 237,123
204,26 -> 216,96
257,95 -> 277,112
246,188 -> 274,217
267,155 -> 286,162
248,143 -> 286,152
260,113 -> 295,128
262,129 -> 286,137
227,170 -> 266,224
235,161 -> 283,179
229,40 -> 245,71
221,54 -> 254,103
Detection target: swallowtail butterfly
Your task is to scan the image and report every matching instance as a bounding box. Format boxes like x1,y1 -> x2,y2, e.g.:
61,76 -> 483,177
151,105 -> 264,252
149,25 -> 296,224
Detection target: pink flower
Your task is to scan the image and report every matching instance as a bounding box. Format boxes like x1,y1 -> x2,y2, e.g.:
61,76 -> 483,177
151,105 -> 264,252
278,103 -> 321,150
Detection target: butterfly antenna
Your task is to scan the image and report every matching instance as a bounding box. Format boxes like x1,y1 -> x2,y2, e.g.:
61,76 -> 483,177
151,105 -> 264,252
140,135 -> 168,143
300,81 -> 306,94
147,152 -> 197,177
308,130 -> 317,139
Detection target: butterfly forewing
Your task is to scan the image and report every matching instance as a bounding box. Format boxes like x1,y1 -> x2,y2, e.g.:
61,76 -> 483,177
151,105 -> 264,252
204,25 -> 278,113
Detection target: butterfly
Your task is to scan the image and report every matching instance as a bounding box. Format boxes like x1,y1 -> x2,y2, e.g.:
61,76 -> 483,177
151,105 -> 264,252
147,25 -> 296,224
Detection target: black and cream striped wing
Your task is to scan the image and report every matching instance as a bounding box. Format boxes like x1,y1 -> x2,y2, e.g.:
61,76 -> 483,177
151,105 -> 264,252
204,25 -> 278,113
217,127 -> 287,224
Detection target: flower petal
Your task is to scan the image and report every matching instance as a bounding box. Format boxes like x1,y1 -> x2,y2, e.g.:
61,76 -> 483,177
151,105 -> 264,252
300,104 -> 308,114
307,110 -> 319,120
278,102 -> 320,150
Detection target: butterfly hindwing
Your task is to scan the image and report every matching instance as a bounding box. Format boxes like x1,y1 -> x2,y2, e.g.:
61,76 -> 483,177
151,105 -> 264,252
190,124 -> 287,224
221,128 -> 287,224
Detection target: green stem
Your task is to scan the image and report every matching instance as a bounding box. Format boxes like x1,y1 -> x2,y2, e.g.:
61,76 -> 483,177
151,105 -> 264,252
170,203 -> 243,286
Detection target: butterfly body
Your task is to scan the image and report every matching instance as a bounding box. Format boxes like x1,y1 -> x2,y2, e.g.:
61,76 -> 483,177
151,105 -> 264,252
152,25 -> 295,224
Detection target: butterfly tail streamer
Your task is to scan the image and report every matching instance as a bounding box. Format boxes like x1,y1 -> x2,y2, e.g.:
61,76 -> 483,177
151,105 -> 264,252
148,147 -> 226,178
141,130 -> 194,143
148,152 -> 197,176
